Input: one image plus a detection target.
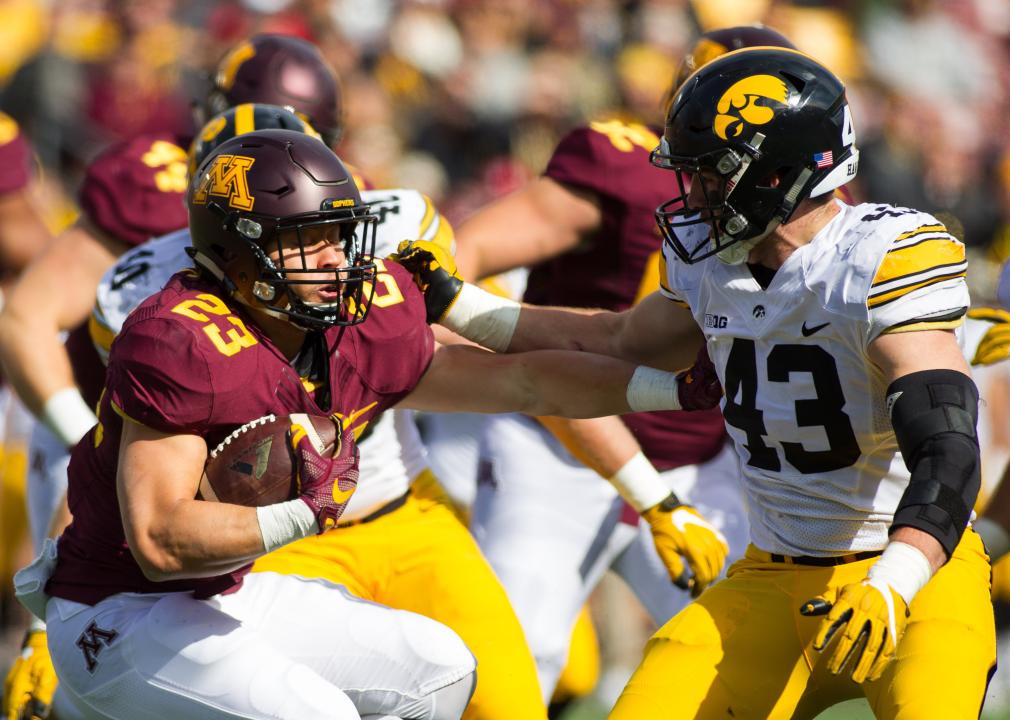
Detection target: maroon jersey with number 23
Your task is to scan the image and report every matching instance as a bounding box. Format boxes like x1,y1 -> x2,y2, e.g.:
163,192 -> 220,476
48,262 -> 433,604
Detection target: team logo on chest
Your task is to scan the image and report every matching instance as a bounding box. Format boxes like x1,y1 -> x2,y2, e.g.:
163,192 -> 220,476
192,154 -> 256,211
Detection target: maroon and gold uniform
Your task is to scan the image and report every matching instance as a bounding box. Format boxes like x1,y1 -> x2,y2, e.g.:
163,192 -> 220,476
67,133 -> 190,409
48,265 -> 431,604
529,119 -> 725,468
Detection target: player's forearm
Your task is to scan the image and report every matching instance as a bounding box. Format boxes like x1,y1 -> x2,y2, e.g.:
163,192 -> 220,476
509,303 -> 624,356
130,499 -> 267,580
537,415 -> 641,478
513,351 -> 691,419
888,526 -> 945,575
538,415 -> 674,512
0,312 -> 77,417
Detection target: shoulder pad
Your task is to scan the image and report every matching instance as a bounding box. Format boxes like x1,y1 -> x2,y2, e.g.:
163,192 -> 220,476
79,134 -> 189,247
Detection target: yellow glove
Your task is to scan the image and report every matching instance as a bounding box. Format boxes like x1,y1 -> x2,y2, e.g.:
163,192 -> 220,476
967,307 -> 1010,366
391,240 -> 463,324
642,496 -> 729,597
804,578 -> 908,683
3,629 -> 57,720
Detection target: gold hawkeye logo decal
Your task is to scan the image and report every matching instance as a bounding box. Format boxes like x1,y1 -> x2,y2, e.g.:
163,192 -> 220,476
714,75 -> 789,140
192,154 -> 256,211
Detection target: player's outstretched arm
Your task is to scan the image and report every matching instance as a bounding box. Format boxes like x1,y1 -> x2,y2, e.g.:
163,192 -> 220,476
805,329 -> 976,683
0,222 -> 122,445
399,340 -> 720,419
393,242 -> 696,368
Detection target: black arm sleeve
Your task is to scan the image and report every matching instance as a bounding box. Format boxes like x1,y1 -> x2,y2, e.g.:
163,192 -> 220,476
887,369 -> 980,558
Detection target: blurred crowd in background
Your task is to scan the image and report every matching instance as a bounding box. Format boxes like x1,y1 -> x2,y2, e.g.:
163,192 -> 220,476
1,0 -> 1010,714
0,0 -> 1008,288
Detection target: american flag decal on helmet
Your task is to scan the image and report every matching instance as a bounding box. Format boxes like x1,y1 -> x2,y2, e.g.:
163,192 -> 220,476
813,151 -> 833,168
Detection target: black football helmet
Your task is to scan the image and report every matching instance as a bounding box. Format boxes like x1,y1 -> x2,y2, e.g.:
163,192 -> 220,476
188,129 -> 377,329
205,34 -> 342,146
652,48 -> 858,264
189,103 -> 321,177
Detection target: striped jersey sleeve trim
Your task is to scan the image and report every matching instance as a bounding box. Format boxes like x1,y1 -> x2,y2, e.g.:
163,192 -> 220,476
419,195 -> 437,239
868,225 -> 966,308
867,271 -> 966,308
88,310 -> 116,356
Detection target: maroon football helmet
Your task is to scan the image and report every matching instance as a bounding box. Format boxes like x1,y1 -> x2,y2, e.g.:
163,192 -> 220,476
206,34 -> 342,146
670,25 -> 797,99
188,129 -> 377,329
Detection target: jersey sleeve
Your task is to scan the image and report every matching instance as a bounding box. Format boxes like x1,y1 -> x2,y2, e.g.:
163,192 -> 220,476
545,121 -> 661,197
350,260 -> 434,404
417,193 -> 455,253
106,316 -> 213,434
866,220 -> 969,340
0,113 -> 31,194
79,134 -> 189,247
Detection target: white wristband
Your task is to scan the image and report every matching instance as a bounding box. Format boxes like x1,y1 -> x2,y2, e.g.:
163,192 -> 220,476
973,517 -> 1010,562
867,540 -> 933,606
607,452 -> 670,512
442,283 -> 521,353
626,366 -> 682,412
42,387 -> 98,447
256,499 -> 318,553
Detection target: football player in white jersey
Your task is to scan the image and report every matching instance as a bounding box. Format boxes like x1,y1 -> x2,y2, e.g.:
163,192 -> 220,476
395,47 -> 995,718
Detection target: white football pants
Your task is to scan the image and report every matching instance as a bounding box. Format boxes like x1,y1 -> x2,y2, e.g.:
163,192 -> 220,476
46,572 -> 476,720
27,421 -> 70,553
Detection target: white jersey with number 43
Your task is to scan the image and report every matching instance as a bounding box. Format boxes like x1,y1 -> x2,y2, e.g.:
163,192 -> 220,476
661,200 -> 969,556
92,188 -> 452,521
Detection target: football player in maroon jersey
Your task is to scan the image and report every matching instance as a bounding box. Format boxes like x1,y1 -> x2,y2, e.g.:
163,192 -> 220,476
13,129 -> 719,720
0,33 -> 346,720
435,25 -> 796,707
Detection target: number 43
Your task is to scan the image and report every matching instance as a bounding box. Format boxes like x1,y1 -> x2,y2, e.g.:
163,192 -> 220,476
722,339 -> 860,474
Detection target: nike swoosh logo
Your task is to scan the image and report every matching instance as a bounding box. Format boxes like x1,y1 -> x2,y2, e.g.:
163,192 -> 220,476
801,321 -> 830,337
331,482 -> 355,505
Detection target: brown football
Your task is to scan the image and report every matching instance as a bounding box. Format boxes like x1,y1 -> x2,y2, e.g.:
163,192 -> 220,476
199,413 -> 339,507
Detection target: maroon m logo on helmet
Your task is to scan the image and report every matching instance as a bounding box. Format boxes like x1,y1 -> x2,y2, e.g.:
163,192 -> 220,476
192,154 -> 256,211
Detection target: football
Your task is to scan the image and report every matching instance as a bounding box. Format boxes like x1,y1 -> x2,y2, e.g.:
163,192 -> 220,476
199,413 -> 340,507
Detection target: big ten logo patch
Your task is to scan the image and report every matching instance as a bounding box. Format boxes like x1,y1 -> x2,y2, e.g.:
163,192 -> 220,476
704,314 -> 728,329
192,154 -> 256,211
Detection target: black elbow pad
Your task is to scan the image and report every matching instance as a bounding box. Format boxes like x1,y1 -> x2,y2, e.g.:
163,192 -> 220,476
887,369 -> 980,558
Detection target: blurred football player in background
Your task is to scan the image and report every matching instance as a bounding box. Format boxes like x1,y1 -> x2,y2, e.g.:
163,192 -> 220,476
425,25 -> 794,708
0,131 -> 189,720
397,47 -> 995,718
0,109 -> 53,716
